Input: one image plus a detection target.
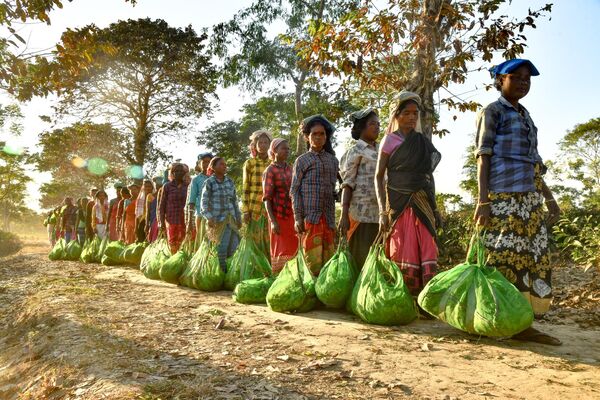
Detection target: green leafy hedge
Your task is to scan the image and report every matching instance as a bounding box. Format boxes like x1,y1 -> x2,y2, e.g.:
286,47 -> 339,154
0,230 -> 23,258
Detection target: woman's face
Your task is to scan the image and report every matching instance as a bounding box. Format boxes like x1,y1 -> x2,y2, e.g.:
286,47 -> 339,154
172,165 -> 185,181
200,157 -> 211,173
501,65 -> 531,100
362,114 -> 380,142
213,159 -> 227,175
307,123 -> 326,151
395,102 -> 419,132
257,135 -> 271,155
98,192 -> 107,202
275,141 -> 290,161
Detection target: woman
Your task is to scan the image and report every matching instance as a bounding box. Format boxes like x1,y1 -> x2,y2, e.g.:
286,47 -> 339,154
339,108 -> 381,269
263,138 -> 298,274
122,184 -> 140,245
145,177 -> 162,243
92,190 -> 109,239
186,153 -> 213,251
107,182 -> 124,241
201,157 -> 242,272
74,197 -> 88,244
242,130 -> 273,259
474,59 -> 561,345
159,163 -> 189,253
375,91 -> 442,297
291,114 -> 339,275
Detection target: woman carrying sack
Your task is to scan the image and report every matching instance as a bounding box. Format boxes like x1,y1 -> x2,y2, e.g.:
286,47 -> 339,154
375,91 -> 442,297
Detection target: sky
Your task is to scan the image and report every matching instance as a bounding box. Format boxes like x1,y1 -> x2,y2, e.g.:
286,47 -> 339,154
1,0 -> 600,211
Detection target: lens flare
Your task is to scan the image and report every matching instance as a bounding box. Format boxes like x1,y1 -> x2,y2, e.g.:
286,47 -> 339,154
72,156 -> 86,168
87,157 -> 109,176
2,143 -> 24,156
126,165 -> 144,179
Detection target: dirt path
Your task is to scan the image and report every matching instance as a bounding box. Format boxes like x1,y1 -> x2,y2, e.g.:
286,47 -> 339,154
1,239 -> 599,400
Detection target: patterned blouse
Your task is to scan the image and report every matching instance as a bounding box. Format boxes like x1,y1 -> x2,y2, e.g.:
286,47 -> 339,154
262,162 -> 293,219
242,157 -> 271,216
201,176 -> 242,223
475,96 -> 544,193
340,139 -> 379,224
291,149 -> 339,229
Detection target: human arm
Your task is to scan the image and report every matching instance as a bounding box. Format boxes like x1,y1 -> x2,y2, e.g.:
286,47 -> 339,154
262,167 -> 279,234
241,160 -> 252,223
200,180 -> 214,226
290,158 -> 305,234
374,150 -> 390,233
338,149 -> 360,236
541,179 -> 561,226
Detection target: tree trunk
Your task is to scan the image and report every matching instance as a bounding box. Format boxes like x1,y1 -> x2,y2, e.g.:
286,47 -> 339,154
294,77 -> 305,155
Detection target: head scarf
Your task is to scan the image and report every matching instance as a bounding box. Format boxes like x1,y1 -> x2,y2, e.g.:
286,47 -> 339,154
197,152 -> 214,160
301,114 -> 336,155
248,130 -> 273,158
386,91 -> 422,134
268,138 -> 287,160
349,107 -> 377,140
489,59 -> 540,78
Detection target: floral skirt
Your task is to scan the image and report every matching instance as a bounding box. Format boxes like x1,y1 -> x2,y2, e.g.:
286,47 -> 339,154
486,182 -> 552,315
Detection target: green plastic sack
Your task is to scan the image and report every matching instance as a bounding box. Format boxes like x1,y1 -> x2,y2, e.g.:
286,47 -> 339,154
122,242 -> 148,266
101,241 -> 126,266
140,237 -> 171,280
191,241 -> 224,291
224,237 -> 272,290
233,276 -> 276,304
315,240 -> 358,308
266,248 -> 317,313
80,237 -> 100,263
49,238 -> 66,261
349,244 -> 417,326
64,240 -> 82,261
160,239 -> 191,284
95,236 -> 109,263
417,234 -> 534,337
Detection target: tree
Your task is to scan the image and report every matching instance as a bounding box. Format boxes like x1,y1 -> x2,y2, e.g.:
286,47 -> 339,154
0,103 -> 31,230
0,0 -> 136,97
36,122 -> 129,208
298,0 -> 552,139
211,0 -> 357,154
554,117 -> 600,211
48,18 -> 217,166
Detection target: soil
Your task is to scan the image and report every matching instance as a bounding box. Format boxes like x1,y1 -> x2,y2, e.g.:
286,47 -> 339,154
0,237 -> 598,400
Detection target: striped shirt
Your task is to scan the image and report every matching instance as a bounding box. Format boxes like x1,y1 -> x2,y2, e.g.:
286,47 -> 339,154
475,96 -> 544,193
201,176 -> 242,223
291,149 -> 339,229
242,157 -> 271,216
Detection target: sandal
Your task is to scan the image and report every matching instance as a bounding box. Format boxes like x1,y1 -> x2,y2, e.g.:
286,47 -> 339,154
512,327 -> 562,346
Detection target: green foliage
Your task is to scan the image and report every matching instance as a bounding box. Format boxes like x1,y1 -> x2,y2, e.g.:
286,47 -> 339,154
299,1 -> 552,138
46,18 -> 217,166
36,122 -> 128,208
0,230 -> 22,257
436,193 -> 474,269
553,213 -> 600,272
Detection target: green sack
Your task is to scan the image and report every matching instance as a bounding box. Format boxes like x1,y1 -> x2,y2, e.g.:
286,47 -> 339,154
95,236 -> 109,263
49,238 -> 66,261
266,248 -> 317,313
160,239 -> 191,284
101,241 -> 126,266
224,237 -> 272,290
233,276 -> 276,304
417,234 -> 534,337
315,239 -> 358,308
349,244 -> 417,326
80,237 -> 100,263
191,240 -> 224,292
64,240 -> 82,261
122,242 -> 148,266
140,237 -> 171,280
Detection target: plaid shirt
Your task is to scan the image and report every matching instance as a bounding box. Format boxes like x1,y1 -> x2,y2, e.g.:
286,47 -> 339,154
242,157 -> 271,216
340,139 -> 379,223
201,176 -> 242,223
475,96 -> 544,193
291,149 -> 339,229
159,181 -> 189,226
262,162 -> 293,219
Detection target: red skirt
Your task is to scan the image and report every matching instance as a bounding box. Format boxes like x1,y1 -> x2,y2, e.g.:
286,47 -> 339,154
386,206 -> 438,296
167,222 -> 186,254
269,214 -> 298,274
303,215 -> 335,276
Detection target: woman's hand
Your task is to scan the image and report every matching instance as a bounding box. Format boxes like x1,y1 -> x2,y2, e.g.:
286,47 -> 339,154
338,212 -> 350,237
473,203 -> 491,227
546,200 -> 561,226
271,220 -> 281,235
294,219 -> 305,234
243,212 -> 251,224
434,210 -> 444,230
207,219 -> 216,228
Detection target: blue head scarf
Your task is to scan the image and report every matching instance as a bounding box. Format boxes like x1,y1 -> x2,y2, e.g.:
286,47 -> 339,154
489,59 -> 540,78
